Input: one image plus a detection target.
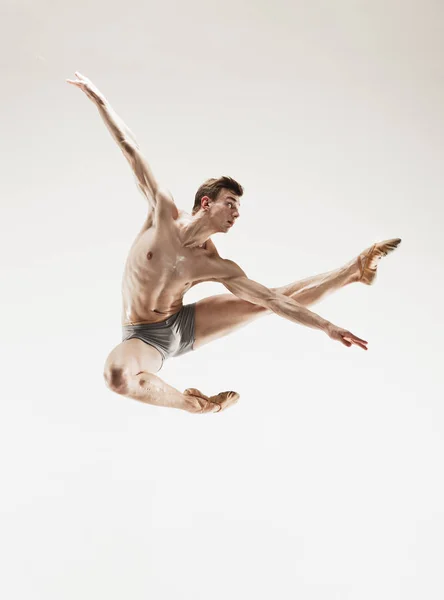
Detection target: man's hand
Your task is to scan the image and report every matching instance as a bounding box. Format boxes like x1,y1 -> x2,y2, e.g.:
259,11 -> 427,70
326,324 -> 368,350
66,71 -> 105,105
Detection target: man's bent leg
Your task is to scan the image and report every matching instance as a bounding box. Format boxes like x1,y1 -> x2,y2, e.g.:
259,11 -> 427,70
104,339 -> 235,413
103,338 -> 188,409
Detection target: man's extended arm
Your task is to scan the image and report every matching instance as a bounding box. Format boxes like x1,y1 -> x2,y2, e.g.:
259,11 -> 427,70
220,262 -> 368,349
66,72 -> 174,212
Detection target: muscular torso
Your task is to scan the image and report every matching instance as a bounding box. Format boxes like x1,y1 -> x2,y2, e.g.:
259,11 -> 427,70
121,206 -> 229,325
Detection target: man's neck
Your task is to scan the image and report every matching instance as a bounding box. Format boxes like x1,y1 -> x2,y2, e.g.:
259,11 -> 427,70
181,211 -> 216,248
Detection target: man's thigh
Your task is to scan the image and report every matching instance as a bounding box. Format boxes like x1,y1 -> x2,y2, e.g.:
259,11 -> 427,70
193,294 -> 267,350
104,338 -> 163,375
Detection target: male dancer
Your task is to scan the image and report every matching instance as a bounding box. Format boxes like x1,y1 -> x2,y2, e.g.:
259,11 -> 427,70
67,72 -> 401,414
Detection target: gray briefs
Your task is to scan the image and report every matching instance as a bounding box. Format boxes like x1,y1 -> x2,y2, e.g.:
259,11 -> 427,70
122,303 -> 196,367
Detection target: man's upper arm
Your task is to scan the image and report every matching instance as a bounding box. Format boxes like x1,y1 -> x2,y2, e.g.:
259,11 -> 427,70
219,260 -> 275,307
123,142 -> 178,219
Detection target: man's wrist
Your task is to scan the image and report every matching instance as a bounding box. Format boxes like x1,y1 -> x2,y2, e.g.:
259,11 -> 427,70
324,321 -> 334,335
93,93 -> 106,107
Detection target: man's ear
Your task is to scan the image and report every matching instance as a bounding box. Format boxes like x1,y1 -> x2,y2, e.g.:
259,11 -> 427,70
201,195 -> 211,210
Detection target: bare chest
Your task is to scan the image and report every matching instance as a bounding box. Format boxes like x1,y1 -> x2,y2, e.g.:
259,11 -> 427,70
124,223 -> 220,290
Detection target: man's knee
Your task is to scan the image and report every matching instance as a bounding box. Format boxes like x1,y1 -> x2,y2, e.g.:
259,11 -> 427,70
103,365 -> 131,395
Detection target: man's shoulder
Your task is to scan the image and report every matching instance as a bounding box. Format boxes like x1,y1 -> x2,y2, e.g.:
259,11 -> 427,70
155,189 -> 179,219
209,255 -> 246,281
137,193 -> 179,233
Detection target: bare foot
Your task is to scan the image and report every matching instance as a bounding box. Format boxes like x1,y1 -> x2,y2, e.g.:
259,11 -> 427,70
358,238 -> 401,285
183,388 -> 240,414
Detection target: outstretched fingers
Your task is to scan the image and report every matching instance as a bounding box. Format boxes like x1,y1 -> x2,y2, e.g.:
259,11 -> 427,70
66,72 -> 91,89
342,331 -> 368,350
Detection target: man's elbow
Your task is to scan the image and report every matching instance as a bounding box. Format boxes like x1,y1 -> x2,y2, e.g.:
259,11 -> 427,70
235,287 -> 276,309
263,291 -> 286,314
122,138 -> 137,156
155,188 -> 174,204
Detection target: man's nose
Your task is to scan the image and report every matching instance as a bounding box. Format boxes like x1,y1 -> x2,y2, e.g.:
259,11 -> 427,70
232,209 -> 239,219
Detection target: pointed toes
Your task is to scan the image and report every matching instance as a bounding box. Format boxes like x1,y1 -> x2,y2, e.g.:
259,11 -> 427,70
381,238 -> 402,253
212,390 -> 240,412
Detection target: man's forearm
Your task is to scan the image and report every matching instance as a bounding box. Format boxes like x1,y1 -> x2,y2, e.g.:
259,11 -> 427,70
268,292 -> 333,333
222,272 -> 333,334
86,87 -> 159,199
94,97 -> 139,151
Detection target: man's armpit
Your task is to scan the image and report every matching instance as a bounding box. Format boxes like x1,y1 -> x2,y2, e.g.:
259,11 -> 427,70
220,259 -> 247,279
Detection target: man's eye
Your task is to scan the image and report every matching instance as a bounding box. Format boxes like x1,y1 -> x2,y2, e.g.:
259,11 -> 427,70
228,203 -> 232,208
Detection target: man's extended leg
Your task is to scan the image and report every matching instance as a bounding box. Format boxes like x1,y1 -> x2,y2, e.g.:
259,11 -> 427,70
194,239 -> 401,349
103,338 -> 238,413
194,262 -> 356,348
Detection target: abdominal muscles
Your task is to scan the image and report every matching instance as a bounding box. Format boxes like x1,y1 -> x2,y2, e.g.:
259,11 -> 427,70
121,231 -> 193,324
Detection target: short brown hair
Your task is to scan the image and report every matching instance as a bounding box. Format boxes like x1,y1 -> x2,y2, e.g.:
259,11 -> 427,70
192,176 -> 243,215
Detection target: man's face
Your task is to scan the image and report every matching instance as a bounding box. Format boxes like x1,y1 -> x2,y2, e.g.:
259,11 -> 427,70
203,189 -> 241,232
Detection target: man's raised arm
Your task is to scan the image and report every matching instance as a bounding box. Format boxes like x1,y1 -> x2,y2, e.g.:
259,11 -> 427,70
66,72 -> 172,211
219,260 -> 368,350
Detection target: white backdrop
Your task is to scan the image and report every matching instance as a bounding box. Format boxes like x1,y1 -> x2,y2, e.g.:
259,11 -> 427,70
1,1 -> 443,599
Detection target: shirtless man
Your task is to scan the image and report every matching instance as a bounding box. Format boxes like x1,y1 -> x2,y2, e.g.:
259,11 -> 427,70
67,72 -> 401,414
